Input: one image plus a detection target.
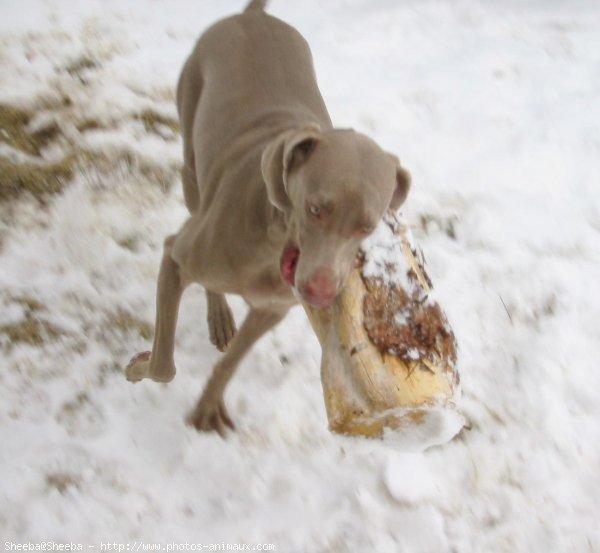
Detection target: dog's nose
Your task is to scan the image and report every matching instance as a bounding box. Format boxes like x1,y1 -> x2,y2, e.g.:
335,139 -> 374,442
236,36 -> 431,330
302,267 -> 337,307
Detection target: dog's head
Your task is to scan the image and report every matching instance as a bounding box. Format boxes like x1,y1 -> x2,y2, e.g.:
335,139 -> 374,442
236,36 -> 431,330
262,124 -> 411,307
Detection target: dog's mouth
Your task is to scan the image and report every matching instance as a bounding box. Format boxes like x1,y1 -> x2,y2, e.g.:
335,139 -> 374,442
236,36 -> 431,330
280,244 -> 300,287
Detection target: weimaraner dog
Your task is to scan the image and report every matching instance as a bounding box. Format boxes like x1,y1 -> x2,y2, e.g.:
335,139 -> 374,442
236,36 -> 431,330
126,0 -> 411,436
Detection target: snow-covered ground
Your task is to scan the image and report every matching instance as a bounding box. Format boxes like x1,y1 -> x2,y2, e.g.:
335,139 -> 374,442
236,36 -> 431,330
1,0 -> 599,551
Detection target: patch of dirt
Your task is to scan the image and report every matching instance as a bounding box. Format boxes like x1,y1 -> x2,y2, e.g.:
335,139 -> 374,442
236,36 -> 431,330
419,212 -> 459,240
45,471 -> 82,494
362,278 -> 456,363
60,391 -> 90,414
65,55 -> 99,84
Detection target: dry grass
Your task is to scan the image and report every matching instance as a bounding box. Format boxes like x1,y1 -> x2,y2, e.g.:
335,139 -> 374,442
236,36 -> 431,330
0,297 -> 153,350
0,316 -> 63,346
12,296 -> 45,312
136,109 -> 179,135
0,296 -> 64,347
0,104 -> 58,156
76,118 -> 102,132
0,102 -> 74,201
0,101 -> 180,204
0,156 -> 75,203
79,149 -> 178,189
106,309 -> 153,340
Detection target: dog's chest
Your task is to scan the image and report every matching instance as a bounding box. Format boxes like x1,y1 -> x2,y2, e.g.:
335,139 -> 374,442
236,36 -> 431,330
240,265 -> 296,309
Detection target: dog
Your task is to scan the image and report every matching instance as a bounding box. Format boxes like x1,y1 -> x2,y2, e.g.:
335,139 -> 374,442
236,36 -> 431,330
126,0 -> 411,436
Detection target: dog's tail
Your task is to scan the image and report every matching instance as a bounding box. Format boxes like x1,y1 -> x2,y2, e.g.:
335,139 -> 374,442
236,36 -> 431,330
244,0 -> 268,12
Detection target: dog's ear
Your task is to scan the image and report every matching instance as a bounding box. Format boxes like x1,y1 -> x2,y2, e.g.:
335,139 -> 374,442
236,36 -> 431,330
388,156 -> 412,211
261,123 -> 321,212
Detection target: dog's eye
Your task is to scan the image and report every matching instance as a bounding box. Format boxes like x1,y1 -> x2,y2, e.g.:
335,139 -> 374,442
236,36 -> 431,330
308,204 -> 322,218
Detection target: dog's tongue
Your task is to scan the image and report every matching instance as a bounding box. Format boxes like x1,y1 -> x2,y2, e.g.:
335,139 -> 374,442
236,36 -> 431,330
280,246 -> 300,287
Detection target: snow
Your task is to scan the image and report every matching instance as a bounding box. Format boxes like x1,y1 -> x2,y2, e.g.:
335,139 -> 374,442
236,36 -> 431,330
1,0 -> 600,551
382,408 -> 466,452
361,211 -> 416,290
383,452 -> 438,505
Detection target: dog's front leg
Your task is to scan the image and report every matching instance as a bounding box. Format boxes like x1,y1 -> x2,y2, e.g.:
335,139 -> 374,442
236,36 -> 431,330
126,235 -> 186,383
188,307 -> 287,437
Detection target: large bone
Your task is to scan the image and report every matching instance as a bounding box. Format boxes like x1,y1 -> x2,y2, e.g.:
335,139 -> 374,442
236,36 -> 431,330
303,211 -> 463,444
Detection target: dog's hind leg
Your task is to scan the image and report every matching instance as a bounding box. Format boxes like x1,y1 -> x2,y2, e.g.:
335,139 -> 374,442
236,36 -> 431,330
126,235 -> 186,383
206,291 -> 236,352
176,53 -> 203,213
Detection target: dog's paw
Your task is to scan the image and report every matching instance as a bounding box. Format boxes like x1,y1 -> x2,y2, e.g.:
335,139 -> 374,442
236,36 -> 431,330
125,351 -> 175,383
125,351 -> 152,382
207,293 -> 237,352
186,396 -> 235,438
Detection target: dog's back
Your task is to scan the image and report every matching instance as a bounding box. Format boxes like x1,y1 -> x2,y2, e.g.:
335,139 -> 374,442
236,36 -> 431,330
176,3 -> 332,213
